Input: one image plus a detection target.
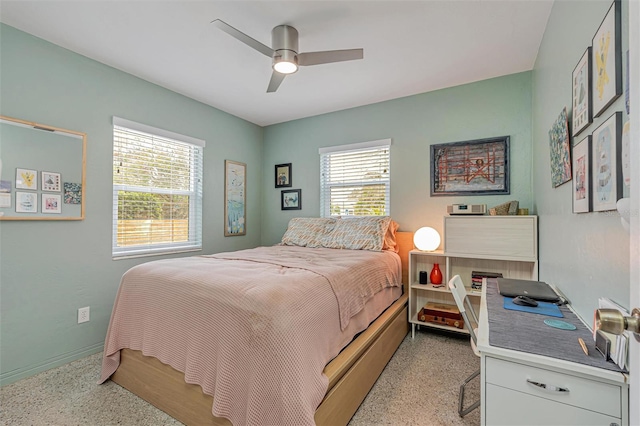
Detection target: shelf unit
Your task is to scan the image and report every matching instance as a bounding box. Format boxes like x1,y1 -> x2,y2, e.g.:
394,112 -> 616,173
409,215 -> 538,337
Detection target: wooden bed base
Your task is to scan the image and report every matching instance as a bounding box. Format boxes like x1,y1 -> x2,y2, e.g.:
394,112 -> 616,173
111,231 -> 413,426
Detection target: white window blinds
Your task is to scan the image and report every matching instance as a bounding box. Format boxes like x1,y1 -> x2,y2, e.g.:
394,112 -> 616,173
112,117 -> 204,258
319,139 -> 391,217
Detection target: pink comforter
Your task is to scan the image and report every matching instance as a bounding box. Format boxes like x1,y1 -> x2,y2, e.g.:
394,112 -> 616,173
99,246 -> 401,426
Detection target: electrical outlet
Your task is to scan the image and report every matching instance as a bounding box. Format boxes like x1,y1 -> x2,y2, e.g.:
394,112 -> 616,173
78,306 -> 90,324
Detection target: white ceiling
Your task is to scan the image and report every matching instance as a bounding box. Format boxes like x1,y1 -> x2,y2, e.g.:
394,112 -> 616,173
0,1 -> 553,126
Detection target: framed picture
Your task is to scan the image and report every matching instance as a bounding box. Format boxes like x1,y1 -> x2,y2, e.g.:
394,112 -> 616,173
275,163 -> 292,188
591,112 -> 622,212
572,136 -> 592,213
41,171 -> 61,192
42,193 -> 62,214
548,107 -> 572,188
572,47 -> 592,137
15,191 -> 37,213
430,136 -> 509,196
0,181 -> 11,208
224,160 -> 246,236
592,0 -> 622,118
281,189 -> 301,210
15,168 -> 38,190
64,182 -> 82,204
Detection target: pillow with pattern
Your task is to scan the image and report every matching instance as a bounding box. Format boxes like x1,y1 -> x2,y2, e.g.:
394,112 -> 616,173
324,216 -> 392,251
281,217 -> 337,247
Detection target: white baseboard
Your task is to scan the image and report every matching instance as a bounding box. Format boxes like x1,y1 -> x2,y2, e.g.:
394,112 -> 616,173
0,342 -> 104,386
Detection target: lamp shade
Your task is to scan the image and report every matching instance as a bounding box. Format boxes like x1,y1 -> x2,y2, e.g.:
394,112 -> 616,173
413,227 -> 441,251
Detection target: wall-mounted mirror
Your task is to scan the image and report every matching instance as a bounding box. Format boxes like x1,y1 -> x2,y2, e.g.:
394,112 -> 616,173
0,115 -> 86,220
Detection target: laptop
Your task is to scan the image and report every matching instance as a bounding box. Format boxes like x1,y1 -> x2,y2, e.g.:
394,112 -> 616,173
497,278 -> 560,302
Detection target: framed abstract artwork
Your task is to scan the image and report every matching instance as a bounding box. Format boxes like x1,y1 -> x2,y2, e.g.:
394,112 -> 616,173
430,136 -> 510,196
548,107 -> 572,188
224,160 -> 246,236
592,0 -> 622,118
591,112 -> 622,212
281,189 -> 301,210
572,136 -> 591,213
571,47 -> 592,137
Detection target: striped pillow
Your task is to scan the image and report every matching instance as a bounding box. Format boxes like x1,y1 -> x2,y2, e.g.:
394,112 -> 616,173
324,216 -> 392,251
281,217 -> 337,248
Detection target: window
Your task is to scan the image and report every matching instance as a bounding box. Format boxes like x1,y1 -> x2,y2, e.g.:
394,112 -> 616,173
319,139 -> 391,217
112,117 -> 204,258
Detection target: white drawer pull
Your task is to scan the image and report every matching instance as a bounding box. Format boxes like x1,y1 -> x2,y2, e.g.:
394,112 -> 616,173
526,379 -> 569,393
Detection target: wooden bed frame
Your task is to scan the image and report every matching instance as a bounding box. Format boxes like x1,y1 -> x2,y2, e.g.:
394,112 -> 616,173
111,231 -> 413,426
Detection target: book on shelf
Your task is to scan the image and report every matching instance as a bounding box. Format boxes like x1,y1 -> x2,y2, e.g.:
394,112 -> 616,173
471,271 -> 503,290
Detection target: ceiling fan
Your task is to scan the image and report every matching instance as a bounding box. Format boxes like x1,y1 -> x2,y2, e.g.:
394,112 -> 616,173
211,19 -> 364,93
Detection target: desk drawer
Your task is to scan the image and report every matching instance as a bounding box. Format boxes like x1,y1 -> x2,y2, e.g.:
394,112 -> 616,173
486,383 -> 621,425
486,356 -> 621,418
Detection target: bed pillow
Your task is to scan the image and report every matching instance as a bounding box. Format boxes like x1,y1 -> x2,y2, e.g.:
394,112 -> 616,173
324,216 -> 392,251
382,219 -> 400,253
281,217 -> 337,248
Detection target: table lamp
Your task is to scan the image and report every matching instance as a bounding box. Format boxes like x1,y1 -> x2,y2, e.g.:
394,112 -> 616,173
413,227 -> 441,251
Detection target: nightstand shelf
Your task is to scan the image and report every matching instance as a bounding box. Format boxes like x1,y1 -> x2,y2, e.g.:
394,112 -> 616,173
410,311 -> 470,335
409,216 -> 538,338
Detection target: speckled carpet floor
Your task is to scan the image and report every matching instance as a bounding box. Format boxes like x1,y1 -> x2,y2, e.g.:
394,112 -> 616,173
1,329 -> 480,425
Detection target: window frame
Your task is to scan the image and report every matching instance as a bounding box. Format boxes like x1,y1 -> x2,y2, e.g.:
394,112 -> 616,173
319,138 -> 391,218
112,117 -> 205,259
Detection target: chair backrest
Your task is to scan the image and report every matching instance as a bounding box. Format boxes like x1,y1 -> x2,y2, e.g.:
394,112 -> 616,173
448,275 -> 478,345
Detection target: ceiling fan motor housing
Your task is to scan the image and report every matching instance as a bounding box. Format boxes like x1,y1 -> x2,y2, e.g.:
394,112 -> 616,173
272,25 -> 299,68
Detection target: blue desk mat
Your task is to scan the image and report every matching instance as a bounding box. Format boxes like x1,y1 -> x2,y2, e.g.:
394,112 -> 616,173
503,297 -> 563,318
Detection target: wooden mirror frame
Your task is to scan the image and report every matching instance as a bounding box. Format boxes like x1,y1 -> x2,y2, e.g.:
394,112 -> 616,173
0,115 -> 86,220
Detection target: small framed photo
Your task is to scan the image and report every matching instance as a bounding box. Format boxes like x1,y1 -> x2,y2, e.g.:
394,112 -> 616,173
42,193 -> 62,214
275,163 -> 292,188
572,135 -> 592,213
591,112 -> 622,212
572,47 -> 592,137
42,171 -> 61,192
592,0 -> 622,118
281,189 -> 301,210
15,168 -> 38,190
16,191 -> 38,213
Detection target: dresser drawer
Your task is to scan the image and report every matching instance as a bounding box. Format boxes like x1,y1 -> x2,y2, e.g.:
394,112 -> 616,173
486,356 -> 621,418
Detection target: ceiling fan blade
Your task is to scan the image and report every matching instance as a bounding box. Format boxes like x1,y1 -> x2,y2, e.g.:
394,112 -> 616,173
267,71 -> 286,93
211,19 -> 274,58
297,49 -> 364,66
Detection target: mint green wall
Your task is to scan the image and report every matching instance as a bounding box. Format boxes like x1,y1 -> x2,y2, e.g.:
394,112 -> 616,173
5,1 -> 631,387
0,24 -> 263,385
261,72 -> 533,245
532,1 -> 630,322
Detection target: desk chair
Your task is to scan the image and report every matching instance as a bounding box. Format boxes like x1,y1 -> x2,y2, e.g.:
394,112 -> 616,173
448,275 -> 480,417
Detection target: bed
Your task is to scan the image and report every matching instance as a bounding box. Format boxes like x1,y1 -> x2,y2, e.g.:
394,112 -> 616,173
100,216 -> 412,426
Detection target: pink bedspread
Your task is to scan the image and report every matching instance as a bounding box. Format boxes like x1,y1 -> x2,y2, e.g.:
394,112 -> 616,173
99,246 -> 401,426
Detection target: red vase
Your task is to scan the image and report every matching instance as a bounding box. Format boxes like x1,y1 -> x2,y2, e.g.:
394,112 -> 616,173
430,263 -> 443,285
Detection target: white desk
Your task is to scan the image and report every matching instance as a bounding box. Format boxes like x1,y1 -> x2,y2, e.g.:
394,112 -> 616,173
478,283 -> 629,425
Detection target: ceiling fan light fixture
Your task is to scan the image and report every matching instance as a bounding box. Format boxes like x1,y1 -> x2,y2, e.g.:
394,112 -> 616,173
273,60 -> 298,74
273,50 -> 298,74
